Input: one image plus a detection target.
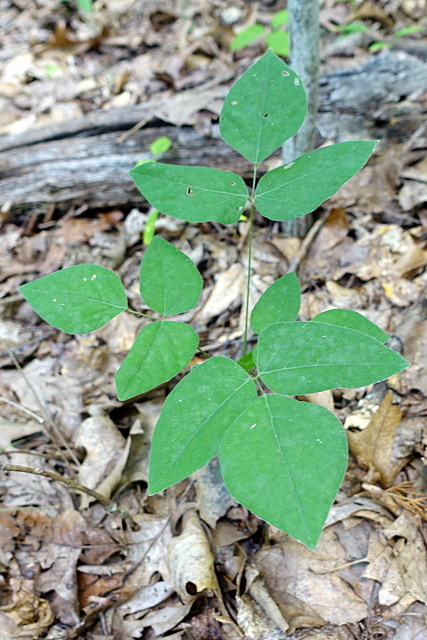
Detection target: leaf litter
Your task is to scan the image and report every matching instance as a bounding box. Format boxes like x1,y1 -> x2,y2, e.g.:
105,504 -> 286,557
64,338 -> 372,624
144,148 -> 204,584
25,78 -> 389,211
1,0 -> 427,637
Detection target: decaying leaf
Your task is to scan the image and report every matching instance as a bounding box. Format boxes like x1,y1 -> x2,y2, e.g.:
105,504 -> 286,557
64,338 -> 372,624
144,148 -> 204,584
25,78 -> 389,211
347,390 -> 406,486
168,509 -> 219,603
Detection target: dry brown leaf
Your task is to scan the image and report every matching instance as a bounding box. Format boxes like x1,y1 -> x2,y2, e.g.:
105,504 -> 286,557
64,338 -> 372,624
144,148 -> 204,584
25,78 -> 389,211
252,528 -> 368,629
168,509 -> 219,603
347,391 -> 407,486
364,510 -> 427,612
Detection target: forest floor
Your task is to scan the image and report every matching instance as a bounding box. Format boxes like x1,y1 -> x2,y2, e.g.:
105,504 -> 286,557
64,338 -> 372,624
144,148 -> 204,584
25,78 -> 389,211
1,1 -> 427,639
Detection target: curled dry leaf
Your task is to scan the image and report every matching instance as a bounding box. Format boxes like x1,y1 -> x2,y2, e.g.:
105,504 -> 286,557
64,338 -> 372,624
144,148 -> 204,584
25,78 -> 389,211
168,509 -> 219,603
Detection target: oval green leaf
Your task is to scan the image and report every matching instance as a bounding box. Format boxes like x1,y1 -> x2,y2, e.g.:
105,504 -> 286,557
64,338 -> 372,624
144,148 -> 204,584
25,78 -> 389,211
251,272 -> 300,334
220,394 -> 348,549
255,141 -> 377,221
257,321 -> 410,395
19,265 -> 127,334
130,163 -> 248,224
312,309 -> 389,343
220,49 -> 306,163
140,236 -> 202,315
148,356 -> 257,494
231,24 -> 266,51
116,321 -> 198,401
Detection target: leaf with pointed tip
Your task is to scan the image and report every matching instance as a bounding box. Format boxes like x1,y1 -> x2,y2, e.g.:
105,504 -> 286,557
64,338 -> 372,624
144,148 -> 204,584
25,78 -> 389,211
220,49 -> 306,163
255,141 -> 377,221
312,309 -> 389,344
251,273 -> 300,334
220,394 -> 348,549
140,237 -> 202,315
257,321 -> 410,395
130,163 -> 248,224
148,357 -> 257,494
116,321 -> 198,401
19,265 -> 127,334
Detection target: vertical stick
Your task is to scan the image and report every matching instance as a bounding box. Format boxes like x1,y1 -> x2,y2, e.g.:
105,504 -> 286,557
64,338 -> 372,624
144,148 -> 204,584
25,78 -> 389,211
281,0 -> 320,238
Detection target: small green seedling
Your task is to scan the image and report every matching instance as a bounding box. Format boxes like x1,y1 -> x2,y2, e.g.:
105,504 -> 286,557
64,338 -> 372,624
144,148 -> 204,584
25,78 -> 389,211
19,51 -> 409,549
369,24 -> 424,52
61,0 -> 93,12
232,10 -> 290,57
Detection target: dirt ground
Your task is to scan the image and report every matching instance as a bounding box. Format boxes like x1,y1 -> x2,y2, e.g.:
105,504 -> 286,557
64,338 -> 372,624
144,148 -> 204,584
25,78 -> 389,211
1,1 -> 427,638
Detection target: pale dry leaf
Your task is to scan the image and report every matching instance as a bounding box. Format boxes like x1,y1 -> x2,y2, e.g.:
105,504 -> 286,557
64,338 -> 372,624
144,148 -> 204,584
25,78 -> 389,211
347,391 -> 406,487
380,511 -> 427,608
236,594 -> 288,640
194,457 -> 237,529
75,415 -> 129,507
168,509 -> 219,603
249,579 -> 289,633
194,263 -> 244,328
1,357 -> 83,438
120,513 -> 171,587
119,581 -> 174,616
138,601 -> 193,636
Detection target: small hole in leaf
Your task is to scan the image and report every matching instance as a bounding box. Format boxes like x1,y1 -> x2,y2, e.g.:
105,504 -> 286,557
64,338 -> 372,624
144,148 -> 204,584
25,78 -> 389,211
282,70 -> 290,76
187,187 -> 194,195
253,73 -> 257,77
220,116 -> 225,120
82,277 -> 87,282
294,78 -> 300,86
186,581 -> 197,596
237,206 -> 243,211
91,274 -> 97,281
53,299 -> 57,302
263,113 -> 269,119
230,181 -> 236,186
231,100 -> 238,105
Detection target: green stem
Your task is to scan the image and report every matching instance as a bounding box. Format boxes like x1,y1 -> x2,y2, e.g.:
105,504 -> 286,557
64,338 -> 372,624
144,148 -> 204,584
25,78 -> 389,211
126,308 -> 158,321
243,163 -> 258,357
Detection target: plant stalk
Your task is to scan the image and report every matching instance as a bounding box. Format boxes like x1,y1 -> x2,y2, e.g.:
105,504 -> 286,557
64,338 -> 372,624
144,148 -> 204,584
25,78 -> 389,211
243,164 -> 258,357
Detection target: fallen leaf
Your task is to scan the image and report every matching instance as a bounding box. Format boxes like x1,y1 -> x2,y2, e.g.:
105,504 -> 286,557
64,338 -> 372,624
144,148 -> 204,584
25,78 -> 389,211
252,528 -> 368,628
347,390 -> 407,486
168,509 -> 219,603
75,415 -> 129,508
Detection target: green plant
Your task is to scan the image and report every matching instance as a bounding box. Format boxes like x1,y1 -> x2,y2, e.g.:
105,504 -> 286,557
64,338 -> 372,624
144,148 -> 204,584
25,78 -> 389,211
19,51 -> 409,549
369,24 -> 424,52
61,0 -> 94,12
231,10 -> 290,57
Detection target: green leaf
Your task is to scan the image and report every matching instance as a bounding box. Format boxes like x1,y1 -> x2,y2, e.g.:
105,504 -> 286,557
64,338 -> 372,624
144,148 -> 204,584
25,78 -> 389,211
150,136 -> 172,156
271,9 -> 289,29
312,309 -> 389,343
130,163 -> 248,224
251,273 -> 300,334
369,42 -> 390,52
231,24 -> 266,51
148,356 -> 257,494
140,237 -> 202,315
220,394 -> 348,549
255,141 -> 377,221
19,265 -> 127,334
236,348 -> 256,373
257,321 -> 410,395
265,30 -> 290,57
220,49 -> 306,163
394,25 -> 423,38
116,321 -> 198,400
